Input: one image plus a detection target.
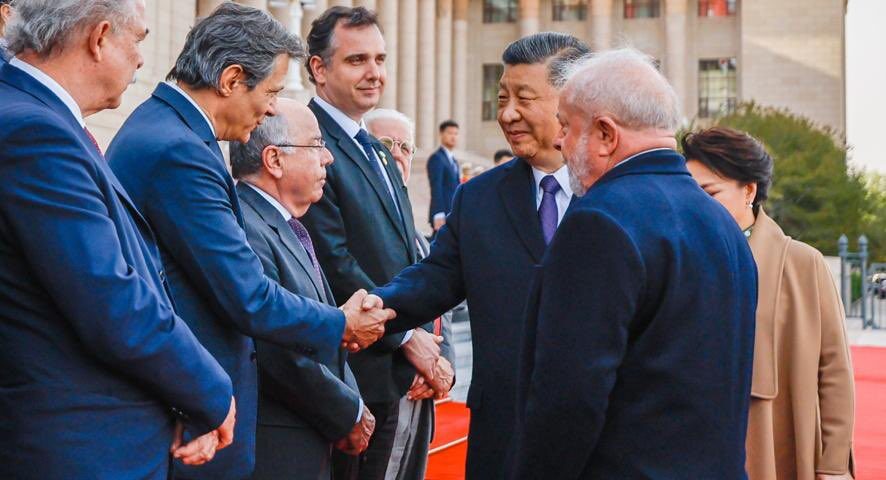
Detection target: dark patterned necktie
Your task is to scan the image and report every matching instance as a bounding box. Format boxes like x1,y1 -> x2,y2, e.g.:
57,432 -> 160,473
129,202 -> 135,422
354,128 -> 402,220
83,127 -> 103,159
538,175 -> 561,245
287,217 -> 323,287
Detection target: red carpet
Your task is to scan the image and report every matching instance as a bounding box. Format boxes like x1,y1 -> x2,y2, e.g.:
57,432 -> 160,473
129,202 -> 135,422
425,346 -> 886,479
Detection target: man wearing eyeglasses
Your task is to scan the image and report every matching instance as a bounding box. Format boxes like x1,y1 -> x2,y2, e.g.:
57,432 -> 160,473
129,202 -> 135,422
229,98 -> 372,480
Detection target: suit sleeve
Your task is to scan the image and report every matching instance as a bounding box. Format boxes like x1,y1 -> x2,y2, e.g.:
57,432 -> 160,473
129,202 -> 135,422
511,209 -> 645,479
427,152 -> 446,221
244,219 -> 362,441
813,251 -> 855,475
374,184 -> 469,333
142,141 -> 345,361
0,116 -> 233,435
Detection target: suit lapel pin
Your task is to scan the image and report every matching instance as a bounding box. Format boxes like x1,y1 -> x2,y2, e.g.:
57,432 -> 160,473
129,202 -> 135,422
378,149 -> 388,166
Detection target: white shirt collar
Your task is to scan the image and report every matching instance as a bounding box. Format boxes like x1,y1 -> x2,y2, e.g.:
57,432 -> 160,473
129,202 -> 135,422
441,146 -> 454,162
10,57 -> 85,127
166,81 -> 216,137
313,96 -> 366,138
616,148 -> 672,167
531,164 -> 573,199
244,182 -> 292,222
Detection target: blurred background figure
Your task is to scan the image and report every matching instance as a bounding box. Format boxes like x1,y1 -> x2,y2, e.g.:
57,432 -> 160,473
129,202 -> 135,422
493,149 -> 514,166
367,108 -> 456,480
683,127 -> 855,480
427,120 -> 460,233
0,0 -> 13,61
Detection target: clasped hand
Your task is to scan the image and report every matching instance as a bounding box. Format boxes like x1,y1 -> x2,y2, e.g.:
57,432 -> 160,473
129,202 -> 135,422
402,328 -> 454,400
170,396 -> 237,466
340,289 -> 396,352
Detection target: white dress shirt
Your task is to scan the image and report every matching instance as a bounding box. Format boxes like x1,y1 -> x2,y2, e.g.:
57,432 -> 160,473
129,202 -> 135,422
10,57 -> 85,127
166,81 -> 217,138
531,164 -> 574,227
244,181 -> 365,423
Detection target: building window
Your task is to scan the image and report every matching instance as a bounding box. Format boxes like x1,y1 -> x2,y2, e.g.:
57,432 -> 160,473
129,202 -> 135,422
698,0 -> 737,17
483,0 -> 517,23
624,0 -> 660,18
698,58 -> 737,118
553,0 -> 586,21
482,64 -> 504,121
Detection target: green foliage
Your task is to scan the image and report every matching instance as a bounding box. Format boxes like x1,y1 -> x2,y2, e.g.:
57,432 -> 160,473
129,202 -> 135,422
686,103 -> 885,261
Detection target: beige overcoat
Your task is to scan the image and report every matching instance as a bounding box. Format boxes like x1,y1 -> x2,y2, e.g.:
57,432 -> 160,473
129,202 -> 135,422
746,209 -> 855,479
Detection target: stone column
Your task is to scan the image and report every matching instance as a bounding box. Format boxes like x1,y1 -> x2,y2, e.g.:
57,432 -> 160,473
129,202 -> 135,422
435,0 -> 453,122
355,0 -> 378,10
269,1 -> 305,93
378,0 -> 399,108
197,0 -> 225,17
302,0 -> 328,93
397,0 -> 418,123
588,0 -> 612,50
416,0 -> 436,149
665,0 -> 688,117
329,0 -> 353,7
451,0 -> 467,130
518,0 -> 539,37
236,0 -> 268,10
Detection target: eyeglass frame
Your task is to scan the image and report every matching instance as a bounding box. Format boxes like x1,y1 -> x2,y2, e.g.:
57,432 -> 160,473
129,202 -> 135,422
274,139 -> 327,149
376,136 -> 415,156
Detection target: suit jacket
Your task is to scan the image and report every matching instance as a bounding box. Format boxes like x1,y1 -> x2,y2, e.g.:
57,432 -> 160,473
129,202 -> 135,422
745,209 -> 854,479
237,184 -> 362,480
374,157 -> 554,479
511,149 -> 758,479
0,63 -> 232,479
302,99 -> 427,404
426,147 -> 459,224
107,83 -> 345,479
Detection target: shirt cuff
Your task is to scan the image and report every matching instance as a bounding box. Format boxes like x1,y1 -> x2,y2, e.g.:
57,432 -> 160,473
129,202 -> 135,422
399,329 -> 415,346
356,398 -> 364,423
433,213 -> 446,221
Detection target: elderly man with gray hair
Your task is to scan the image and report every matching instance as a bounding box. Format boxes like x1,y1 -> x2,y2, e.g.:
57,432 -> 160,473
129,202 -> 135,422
510,48 -> 757,479
0,0 -> 236,478
107,3 -> 394,479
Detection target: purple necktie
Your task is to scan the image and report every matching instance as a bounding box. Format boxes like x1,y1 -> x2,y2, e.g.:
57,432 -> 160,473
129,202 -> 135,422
287,217 -> 323,287
538,175 -> 561,245
83,127 -> 104,159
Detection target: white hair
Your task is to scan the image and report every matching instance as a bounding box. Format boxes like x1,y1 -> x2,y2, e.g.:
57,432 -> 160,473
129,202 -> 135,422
364,108 -> 415,141
561,48 -> 681,131
5,0 -> 139,57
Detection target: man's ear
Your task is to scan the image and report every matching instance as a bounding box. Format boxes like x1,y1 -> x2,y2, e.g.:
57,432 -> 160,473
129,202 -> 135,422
218,64 -> 245,97
87,21 -> 113,62
309,56 -> 327,86
596,116 -> 619,157
262,145 -> 284,179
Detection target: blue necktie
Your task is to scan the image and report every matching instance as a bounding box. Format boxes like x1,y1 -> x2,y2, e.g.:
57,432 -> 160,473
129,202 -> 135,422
539,175 -> 561,245
354,128 -> 402,218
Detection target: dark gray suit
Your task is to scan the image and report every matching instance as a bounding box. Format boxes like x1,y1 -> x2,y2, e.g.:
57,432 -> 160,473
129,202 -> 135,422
237,183 -> 362,480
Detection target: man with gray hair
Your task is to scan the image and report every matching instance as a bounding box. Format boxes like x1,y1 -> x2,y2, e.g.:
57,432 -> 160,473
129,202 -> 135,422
107,3 -> 394,479
510,48 -> 757,478
0,0 -> 236,478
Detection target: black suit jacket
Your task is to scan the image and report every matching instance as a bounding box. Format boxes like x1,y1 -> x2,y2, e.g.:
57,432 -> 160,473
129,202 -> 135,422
238,183 -> 362,480
374,158 -> 557,479
302,99 -> 426,404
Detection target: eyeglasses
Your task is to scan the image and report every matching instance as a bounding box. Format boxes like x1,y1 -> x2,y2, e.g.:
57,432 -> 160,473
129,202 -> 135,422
377,136 -> 415,156
276,139 -> 327,149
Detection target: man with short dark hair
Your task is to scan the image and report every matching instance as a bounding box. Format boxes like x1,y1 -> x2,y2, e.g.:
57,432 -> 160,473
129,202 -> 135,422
108,4 -> 393,479
301,7 -> 450,480
373,32 -> 589,480
493,148 -> 514,166
427,119 -> 460,231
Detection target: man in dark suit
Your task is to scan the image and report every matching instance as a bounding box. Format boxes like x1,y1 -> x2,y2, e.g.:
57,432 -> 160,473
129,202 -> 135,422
0,1 -> 234,478
107,5 -> 392,479
510,48 -> 757,479
426,120 -> 460,232
372,32 -> 588,480
230,99 -> 374,480
301,7 -> 450,479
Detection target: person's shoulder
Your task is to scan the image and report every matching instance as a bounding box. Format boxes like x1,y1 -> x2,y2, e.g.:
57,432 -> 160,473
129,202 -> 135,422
785,236 -> 827,270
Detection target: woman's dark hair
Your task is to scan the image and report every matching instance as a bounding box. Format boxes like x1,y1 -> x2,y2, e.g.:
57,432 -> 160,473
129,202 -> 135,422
306,6 -> 380,85
681,127 -> 774,210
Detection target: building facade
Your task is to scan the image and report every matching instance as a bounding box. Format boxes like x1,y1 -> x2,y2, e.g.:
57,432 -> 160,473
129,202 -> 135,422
86,0 -> 846,232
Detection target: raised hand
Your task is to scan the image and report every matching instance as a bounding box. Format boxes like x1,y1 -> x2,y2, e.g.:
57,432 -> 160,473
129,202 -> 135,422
335,405 -> 376,455
340,289 -> 395,351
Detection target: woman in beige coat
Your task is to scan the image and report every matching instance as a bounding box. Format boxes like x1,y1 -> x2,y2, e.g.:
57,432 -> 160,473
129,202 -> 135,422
682,127 -> 855,480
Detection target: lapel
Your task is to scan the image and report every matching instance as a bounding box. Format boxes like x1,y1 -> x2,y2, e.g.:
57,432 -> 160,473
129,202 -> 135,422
0,63 -> 149,228
747,208 -> 790,399
497,157 -> 546,264
308,100 -> 412,251
237,183 -> 327,302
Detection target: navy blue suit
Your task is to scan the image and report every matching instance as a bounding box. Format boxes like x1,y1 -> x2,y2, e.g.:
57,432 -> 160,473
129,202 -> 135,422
0,64 -> 232,479
426,147 -> 459,225
108,83 -> 346,479
374,157 -> 554,479
511,150 -> 757,479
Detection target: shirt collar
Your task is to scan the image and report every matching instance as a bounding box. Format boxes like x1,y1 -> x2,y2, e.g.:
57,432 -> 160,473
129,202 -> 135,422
616,147 -> 672,167
244,182 -> 292,222
166,81 -> 216,137
10,57 -> 85,127
531,164 -> 573,198
441,146 -> 454,161
313,96 -> 366,138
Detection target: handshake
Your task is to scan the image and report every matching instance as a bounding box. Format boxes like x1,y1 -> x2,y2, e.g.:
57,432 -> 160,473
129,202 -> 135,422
339,289 -> 397,352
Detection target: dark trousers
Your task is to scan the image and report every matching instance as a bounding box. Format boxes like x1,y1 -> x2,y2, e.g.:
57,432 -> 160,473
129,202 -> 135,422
333,400 -> 400,480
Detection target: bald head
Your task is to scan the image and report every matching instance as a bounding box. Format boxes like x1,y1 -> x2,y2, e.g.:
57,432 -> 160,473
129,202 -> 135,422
231,98 -> 320,179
